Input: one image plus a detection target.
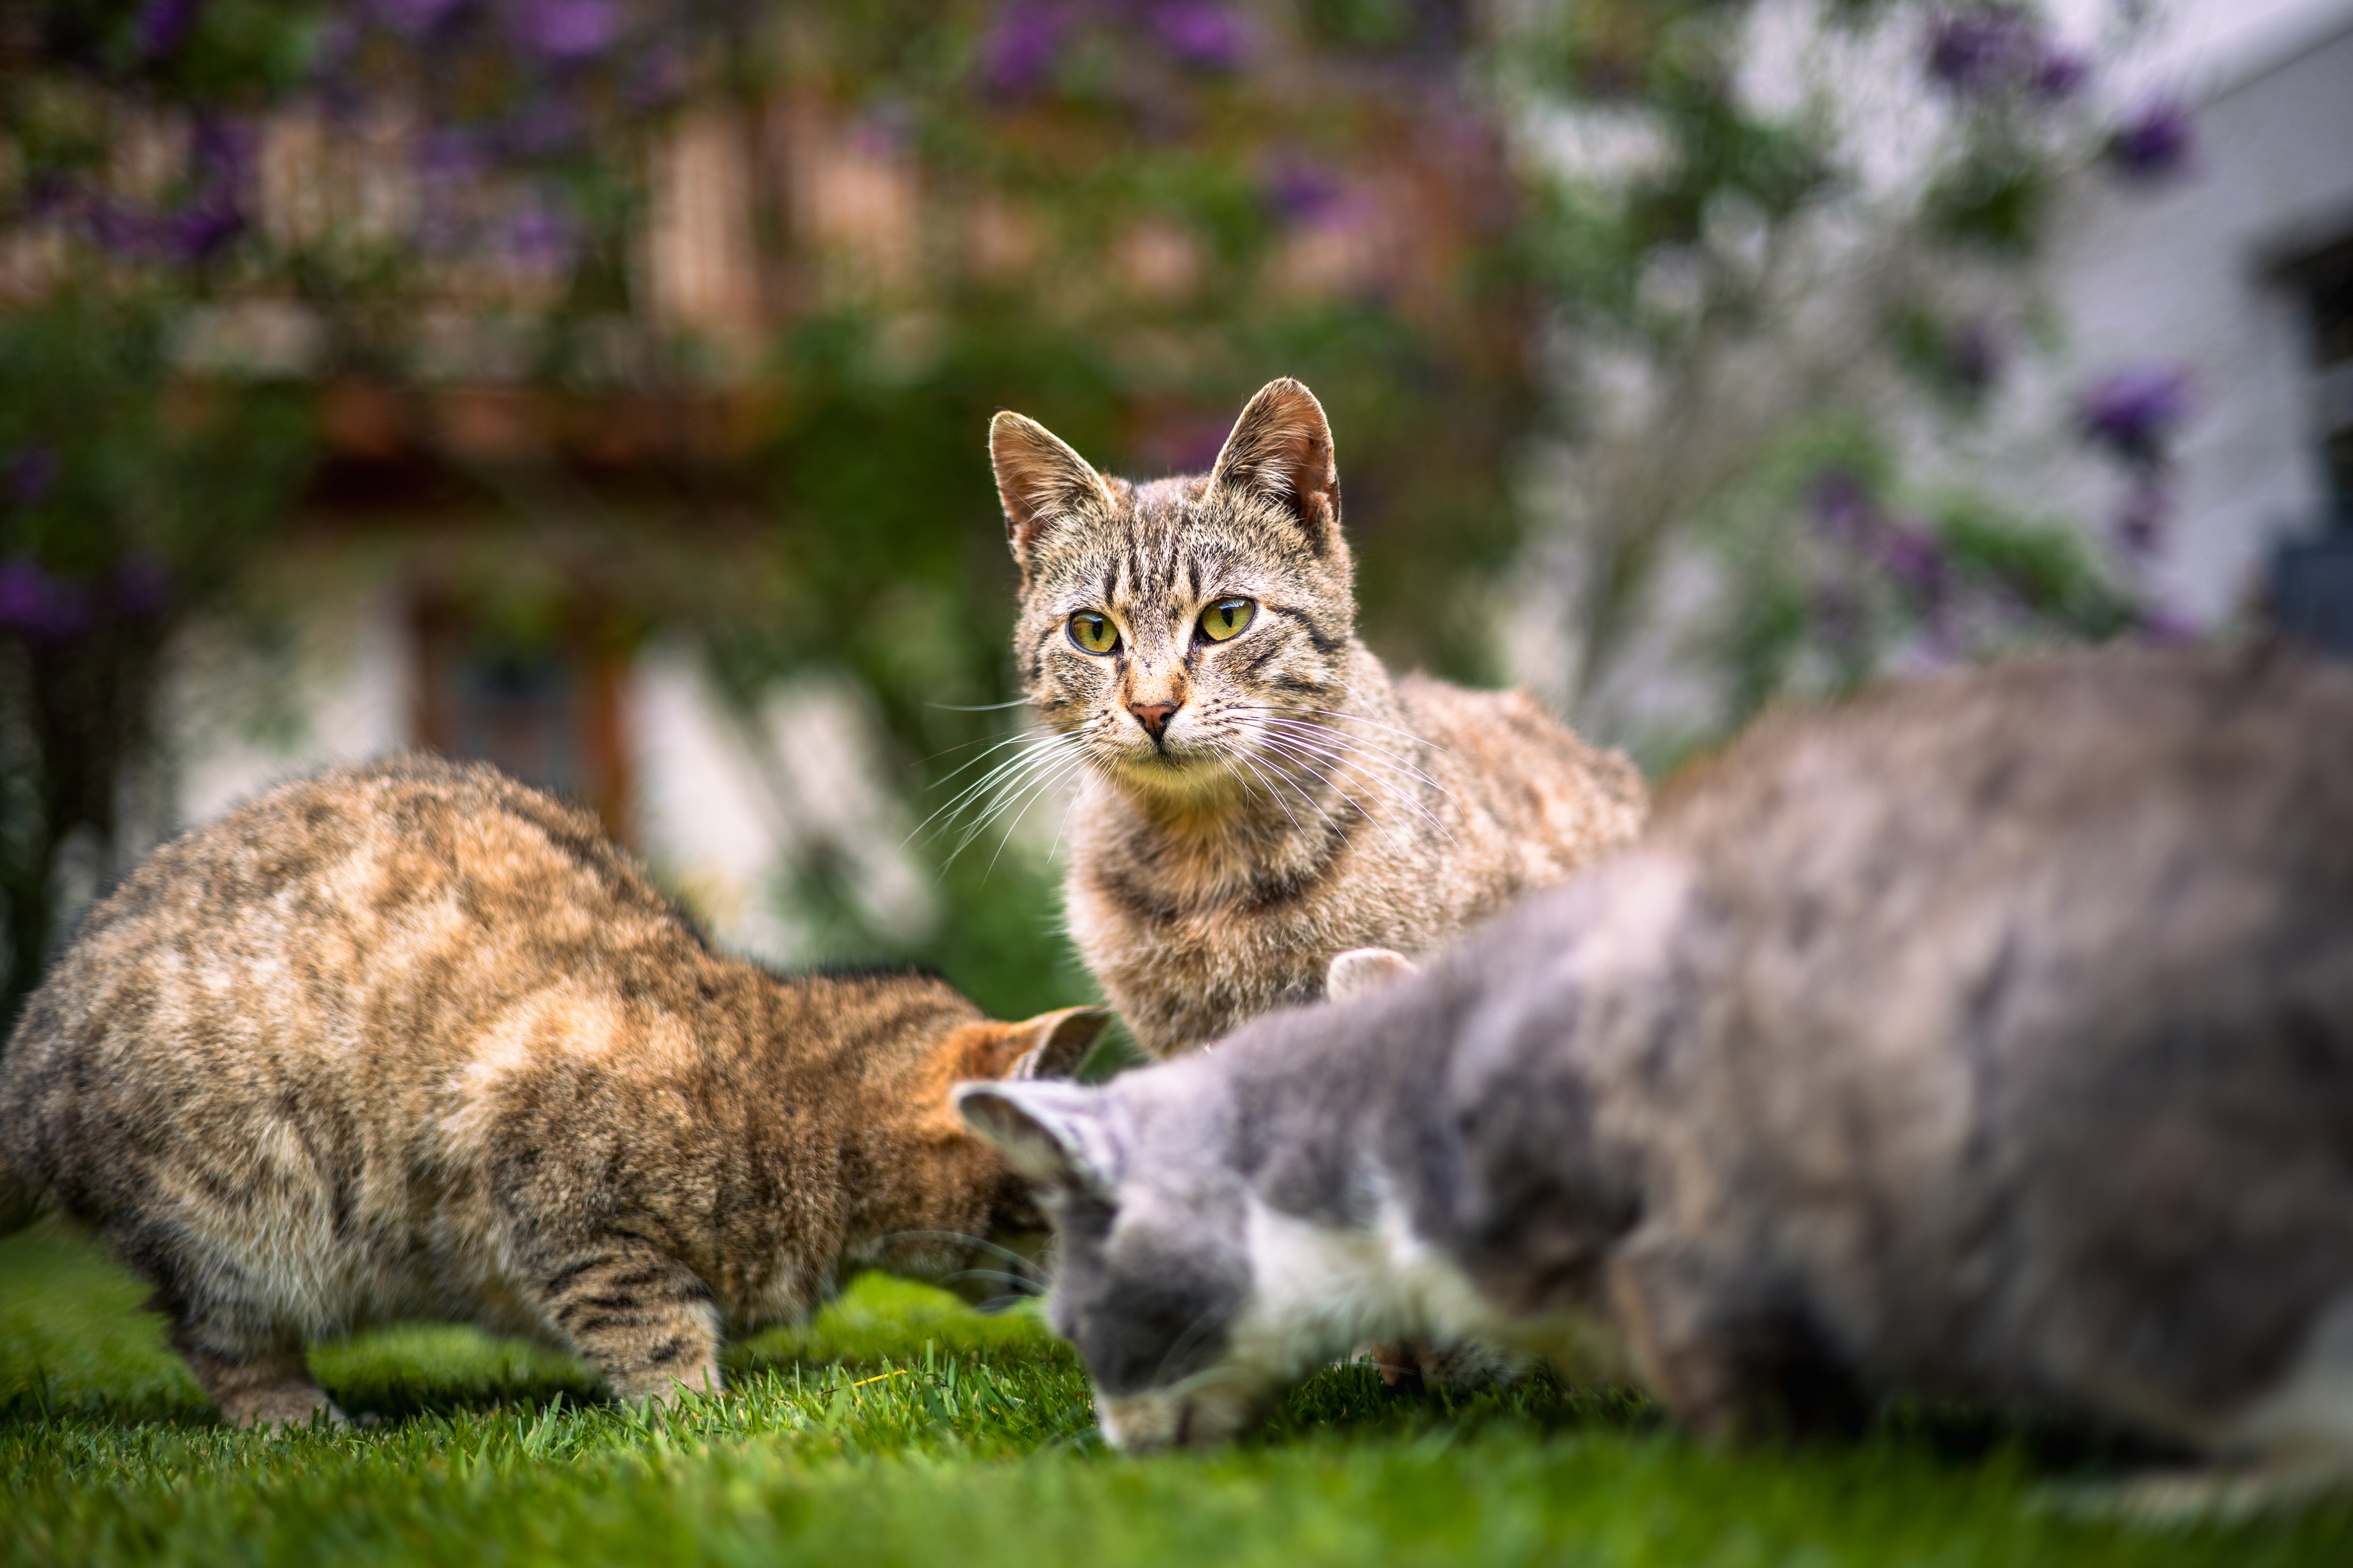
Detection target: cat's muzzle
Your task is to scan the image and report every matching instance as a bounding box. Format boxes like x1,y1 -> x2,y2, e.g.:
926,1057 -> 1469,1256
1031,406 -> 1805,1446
1094,1377 -> 1263,1452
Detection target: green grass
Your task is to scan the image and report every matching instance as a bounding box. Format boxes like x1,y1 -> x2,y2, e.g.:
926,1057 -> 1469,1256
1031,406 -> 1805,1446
5,1221 -> 2351,1566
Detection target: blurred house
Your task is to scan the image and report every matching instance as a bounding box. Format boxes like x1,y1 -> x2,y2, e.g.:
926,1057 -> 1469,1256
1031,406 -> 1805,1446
151,63 -> 1517,965
2010,0 -> 2353,639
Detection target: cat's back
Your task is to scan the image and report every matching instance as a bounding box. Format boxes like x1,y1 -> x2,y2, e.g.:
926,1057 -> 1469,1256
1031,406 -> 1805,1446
1654,642 -> 2353,905
3,753 -> 715,1118
1392,674 -> 1647,885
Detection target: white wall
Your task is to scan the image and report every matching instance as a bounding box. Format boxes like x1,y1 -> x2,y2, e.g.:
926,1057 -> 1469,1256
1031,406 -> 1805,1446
1990,3 -> 2353,622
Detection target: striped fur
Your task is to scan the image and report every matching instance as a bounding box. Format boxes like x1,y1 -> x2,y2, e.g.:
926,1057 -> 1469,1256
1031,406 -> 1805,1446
0,756 -> 1104,1424
990,377 -> 1648,1057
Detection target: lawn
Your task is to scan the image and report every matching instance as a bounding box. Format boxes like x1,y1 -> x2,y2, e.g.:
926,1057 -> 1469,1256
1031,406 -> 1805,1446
4,1221 -> 2350,1567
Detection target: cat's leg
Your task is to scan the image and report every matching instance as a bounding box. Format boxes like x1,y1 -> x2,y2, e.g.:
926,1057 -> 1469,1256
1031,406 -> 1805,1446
168,1317 -> 346,1429
530,1240 -> 724,1406
1607,1230 -> 1868,1442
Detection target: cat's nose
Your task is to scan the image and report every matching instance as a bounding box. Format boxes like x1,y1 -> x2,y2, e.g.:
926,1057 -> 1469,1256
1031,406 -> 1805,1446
1128,700 -> 1179,741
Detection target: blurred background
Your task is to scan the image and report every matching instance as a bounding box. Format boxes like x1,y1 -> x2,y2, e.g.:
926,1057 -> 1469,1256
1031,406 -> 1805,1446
0,0 -> 2346,1035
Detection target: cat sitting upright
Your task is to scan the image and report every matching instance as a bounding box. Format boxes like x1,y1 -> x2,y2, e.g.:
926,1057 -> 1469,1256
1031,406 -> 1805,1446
988,377 -> 1647,1058
957,644 -> 2353,1477
0,755 -> 1106,1426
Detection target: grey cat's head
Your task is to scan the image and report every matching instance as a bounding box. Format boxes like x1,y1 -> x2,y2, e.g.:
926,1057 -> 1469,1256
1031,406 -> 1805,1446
951,951 -> 1451,1451
952,1063 -> 1287,1450
989,378 -> 1359,800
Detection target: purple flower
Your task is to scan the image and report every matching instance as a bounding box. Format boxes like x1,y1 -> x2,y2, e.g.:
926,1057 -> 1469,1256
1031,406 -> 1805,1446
982,1 -> 1065,96
2079,366 -> 2191,468
190,116 -> 257,187
417,127 -> 487,183
1925,7 -> 2085,101
1150,1 -> 1245,70
2107,100 -> 2194,180
1265,161 -> 1344,224
83,198 -> 161,259
2137,603 -> 2198,644
1926,9 -> 2035,92
504,195 -> 577,275
376,0 -> 471,36
0,559 -> 89,643
510,0 -> 619,62
165,199 -> 245,263
1874,522 -> 1949,602
1808,469 -> 1878,545
7,448 -> 58,507
137,0 -> 206,59
2030,46 -> 2089,100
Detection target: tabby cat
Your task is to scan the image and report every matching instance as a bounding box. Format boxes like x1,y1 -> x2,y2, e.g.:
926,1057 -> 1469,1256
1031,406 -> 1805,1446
988,376 -> 1647,1057
0,755 -> 1105,1426
957,644 -> 2353,1470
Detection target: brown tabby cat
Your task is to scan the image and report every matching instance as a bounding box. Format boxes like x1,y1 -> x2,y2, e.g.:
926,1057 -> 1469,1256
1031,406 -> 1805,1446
0,755 -> 1106,1427
988,377 -> 1648,1057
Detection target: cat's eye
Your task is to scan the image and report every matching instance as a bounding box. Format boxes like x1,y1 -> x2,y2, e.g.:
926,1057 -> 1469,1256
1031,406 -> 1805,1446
1199,597 -> 1255,643
1068,612 -> 1120,655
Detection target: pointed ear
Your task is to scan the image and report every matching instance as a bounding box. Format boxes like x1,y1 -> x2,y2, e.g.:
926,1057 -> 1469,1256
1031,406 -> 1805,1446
1207,378 -> 1340,550
955,1079 -> 1120,1198
1006,1005 -> 1112,1081
1326,946 -> 1416,1001
990,411 -> 1114,573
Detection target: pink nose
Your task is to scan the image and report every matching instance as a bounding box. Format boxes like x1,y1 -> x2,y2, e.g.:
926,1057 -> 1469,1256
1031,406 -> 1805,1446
1128,702 -> 1177,740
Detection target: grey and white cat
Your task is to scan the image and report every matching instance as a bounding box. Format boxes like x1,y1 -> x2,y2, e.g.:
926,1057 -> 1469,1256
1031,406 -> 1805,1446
959,645 -> 2353,1471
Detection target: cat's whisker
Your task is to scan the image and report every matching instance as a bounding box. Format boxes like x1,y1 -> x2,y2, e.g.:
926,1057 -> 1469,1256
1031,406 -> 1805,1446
1263,704 -> 1451,755
1240,712 -> 1450,796
913,729 -> 1054,818
980,761 -> 1077,881
919,727 -> 1042,772
1248,715 -> 1449,796
941,751 -> 1076,866
1255,737 -> 1453,843
1226,746 -> 1318,840
918,761 -> 1047,857
1047,753 -> 1117,864
1250,728 -> 1449,843
925,697 -> 1037,712
953,731 -> 1094,863
1252,737 -> 1435,853
925,735 -> 1085,864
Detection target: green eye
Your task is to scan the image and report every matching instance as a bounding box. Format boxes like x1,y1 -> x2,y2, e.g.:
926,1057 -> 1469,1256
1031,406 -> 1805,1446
1068,612 -> 1120,655
1199,597 -> 1255,643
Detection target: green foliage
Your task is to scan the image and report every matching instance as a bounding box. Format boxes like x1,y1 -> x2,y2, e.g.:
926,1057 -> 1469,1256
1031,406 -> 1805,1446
1673,415 -> 2143,768
1927,155 -> 2053,256
0,295 -> 317,1022
7,1224 -> 2353,1567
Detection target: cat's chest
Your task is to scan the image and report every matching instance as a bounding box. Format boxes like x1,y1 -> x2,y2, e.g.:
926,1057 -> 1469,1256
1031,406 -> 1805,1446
1063,853 -> 1402,1053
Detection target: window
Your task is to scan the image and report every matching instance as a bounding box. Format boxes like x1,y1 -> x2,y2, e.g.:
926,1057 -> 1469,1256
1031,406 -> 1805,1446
2270,236 -> 2353,656
2305,235 -> 2353,522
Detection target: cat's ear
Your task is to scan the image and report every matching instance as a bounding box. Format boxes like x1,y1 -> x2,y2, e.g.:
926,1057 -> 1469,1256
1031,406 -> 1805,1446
955,1080 -> 1120,1198
1325,947 -> 1417,1001
988,1005 -> 1112,1081
990,411 -> 1114,572
1207,377 -> 1341,550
